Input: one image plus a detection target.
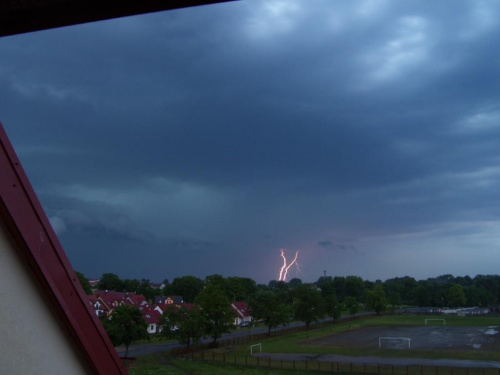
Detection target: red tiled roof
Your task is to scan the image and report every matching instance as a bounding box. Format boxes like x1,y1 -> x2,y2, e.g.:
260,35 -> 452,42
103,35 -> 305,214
231,302 -> 251,318
142,308 -> 161,324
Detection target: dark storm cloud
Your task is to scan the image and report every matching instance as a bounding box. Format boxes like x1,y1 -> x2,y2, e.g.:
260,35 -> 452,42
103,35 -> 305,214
318,241 -> 333,248
2,0 -> 500,282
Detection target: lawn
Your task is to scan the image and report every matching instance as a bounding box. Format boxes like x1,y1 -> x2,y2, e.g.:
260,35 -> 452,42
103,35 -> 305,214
127,354 -> 325,375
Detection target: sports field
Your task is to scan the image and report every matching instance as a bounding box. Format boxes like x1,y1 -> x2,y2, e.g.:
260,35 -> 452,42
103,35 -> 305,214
128,315 -> 500,374
305,325 -> 500,351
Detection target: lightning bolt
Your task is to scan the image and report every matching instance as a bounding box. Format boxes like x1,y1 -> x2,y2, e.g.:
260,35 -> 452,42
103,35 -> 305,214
278,249 -> 299,282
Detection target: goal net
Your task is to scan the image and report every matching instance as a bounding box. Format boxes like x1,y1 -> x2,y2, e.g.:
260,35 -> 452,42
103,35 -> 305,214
250,343 -> 262,355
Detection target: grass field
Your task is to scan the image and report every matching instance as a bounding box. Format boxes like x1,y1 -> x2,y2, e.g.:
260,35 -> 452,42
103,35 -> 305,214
127,314 -> 500,374
127,354 -> 327,375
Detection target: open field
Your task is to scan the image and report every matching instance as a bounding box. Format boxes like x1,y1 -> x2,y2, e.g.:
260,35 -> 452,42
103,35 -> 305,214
129,315 -> 500,374
305,325 -> 500,351
229,315 -> 500,361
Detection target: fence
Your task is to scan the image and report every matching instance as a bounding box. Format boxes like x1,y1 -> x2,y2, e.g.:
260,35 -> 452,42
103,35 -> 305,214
177,351 -> 500,375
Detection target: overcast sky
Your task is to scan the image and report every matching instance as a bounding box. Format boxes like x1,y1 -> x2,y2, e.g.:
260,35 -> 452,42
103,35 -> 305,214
2,0 -> 500,284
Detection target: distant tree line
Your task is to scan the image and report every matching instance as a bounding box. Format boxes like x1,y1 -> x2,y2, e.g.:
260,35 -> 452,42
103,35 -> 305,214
79,272 -> 500,310
77,271 -> 500,351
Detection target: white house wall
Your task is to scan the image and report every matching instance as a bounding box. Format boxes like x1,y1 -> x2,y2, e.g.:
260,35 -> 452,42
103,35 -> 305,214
0,222 -> 91,374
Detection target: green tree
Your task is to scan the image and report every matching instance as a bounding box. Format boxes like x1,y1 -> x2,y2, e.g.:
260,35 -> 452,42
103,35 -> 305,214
320,280 -> 341,321
268,280 -> 292,304
166,275 -> 204,303
75,271 -> 92,295
345,276 -> 365,301
122,278 -> 141,293
102,305 -> 148,357
136,279 -> 155,301
205,274 -> 228,289
384,276 -> 418,305
316,276 -> 333,290
292,284 -> 324,328
224,276 -> 257,302
344,296 -> 359,317
98,273 -> 124,291
387,291 -> 402,312
323,293 -> 342,321
413,282 -> 432,306
465,285 -> 493,307
447,284 -> 466,307
195,284 -> 235,346
237,277 -> 258,300
159,305 -> 205,350
332,276 -> 347,301
288,278 -> 303,288
249,291 -> 290,336
365,285 -> 388,314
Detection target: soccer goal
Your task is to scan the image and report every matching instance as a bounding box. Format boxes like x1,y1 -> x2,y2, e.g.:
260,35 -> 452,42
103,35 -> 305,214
425,318 -> 446,326
250,343 -> 262,355
378,337 -> 411,349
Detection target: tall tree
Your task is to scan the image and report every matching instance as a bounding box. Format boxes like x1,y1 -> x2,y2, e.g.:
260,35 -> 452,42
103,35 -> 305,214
386,290 -> 402,311
205,274 -> 228,290
320,280 -> 341,321
268,280 -> 292,304
159,305 -> 205,350
226,276 -> 257,301
122,278 -> 141,293
344,296 -> 359,317
324,294 -> 342,321
447,284 -> 466,307
345,276 -> 365,301
166,275 -> 204,303
195,284 -> 235,346
98,273 -> 124,291
292,284 -> 324,328
102,305 -> 148,357
332,276 -> 347,301
465,285 -> 493,307
316,276 -> 333,289
413,281 -> 432,307
288,278 -> 303,288
136,279 -> 155,301
365,285 -> 388,314
249,291 -> 290,336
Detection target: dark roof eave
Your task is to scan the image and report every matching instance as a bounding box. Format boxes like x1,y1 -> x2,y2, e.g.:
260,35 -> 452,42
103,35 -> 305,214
0,0 -> 237,37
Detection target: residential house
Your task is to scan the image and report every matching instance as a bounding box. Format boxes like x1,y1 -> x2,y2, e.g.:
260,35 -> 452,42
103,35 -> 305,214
154,295 -> 183,307
88,295 -> 107,317
91,290 -> 147,317
231,302 -> 252,326
149,282 -> 165,289
142,307 -> 162,334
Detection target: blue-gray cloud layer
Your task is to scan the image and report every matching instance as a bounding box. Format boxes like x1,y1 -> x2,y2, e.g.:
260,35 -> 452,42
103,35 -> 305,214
2,0 -> 500,282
